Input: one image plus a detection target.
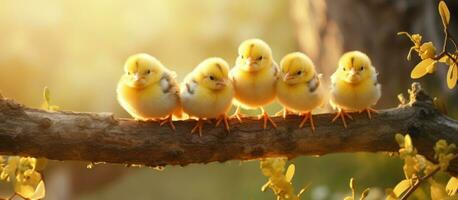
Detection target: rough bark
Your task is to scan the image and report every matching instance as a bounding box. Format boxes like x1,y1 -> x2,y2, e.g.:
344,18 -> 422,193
0,83 -> 458,175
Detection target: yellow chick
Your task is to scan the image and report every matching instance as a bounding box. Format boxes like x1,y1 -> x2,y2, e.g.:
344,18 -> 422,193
276,52 -> 326,132
180,57 -> 234,136
230,38 -> 279,129
330,51 -> 381,128
117,53 -> 181,130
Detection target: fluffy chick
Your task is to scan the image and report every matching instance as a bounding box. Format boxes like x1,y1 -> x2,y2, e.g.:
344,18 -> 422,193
180,57 -> 234,136
330,51 -> 381,128
230,38 -> 279,129
276,52 -> 326,132
117,53 -> 181,130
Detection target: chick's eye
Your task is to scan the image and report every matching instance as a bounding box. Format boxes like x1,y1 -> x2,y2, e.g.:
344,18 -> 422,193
127,72 -> 131,75
146,70 -> 151,74
257,56 -> 263,60
209,76 -> 215,81
297,71 -> 302,75
360,66 -> 364,71
342,68 -> 346,71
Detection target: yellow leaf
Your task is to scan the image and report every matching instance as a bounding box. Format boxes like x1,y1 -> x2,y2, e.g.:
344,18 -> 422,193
385,188 -> 398,200
439,1 -> 450,27
42,87 -> 50,108
447,64 -> 458,89
395,134 -> 405,147
14,171 -> 43,199
447,177 -> 458,196
411,58 -> 436,79
420,42 -> 436,60
404,135 -> 413,152
344,196 -> 354,200
285,164 -> 295,182
439,55 -> 450,64
393,179 -> 412,197
426,63 -> 437,74
29,180 -> 45,200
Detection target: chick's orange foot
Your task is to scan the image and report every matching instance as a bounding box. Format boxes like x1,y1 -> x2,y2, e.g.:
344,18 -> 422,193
159,114 -> 176,131
332,109 -> 353,128
230,106 -> 245,123
299,112 -> 315,132
258,108 -> 277,129
215,114 -> 230,133
191,118 -> 206,136
360,107 -> 378,119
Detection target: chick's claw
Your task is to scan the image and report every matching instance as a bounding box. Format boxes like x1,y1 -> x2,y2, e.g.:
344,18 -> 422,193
230,106 -> 245,123
191,119 -> 205,137
215,114 -> 230,133
361,107 -> 378,119
299,112 -> 315,132
332,109 -> 353,128
159,114 -> 175,131
259,108 -> 277,129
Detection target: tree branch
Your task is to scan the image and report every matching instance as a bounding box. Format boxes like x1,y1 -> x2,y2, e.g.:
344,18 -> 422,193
1,83 -> 458,175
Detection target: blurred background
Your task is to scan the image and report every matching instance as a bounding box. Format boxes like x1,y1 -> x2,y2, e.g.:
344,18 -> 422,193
0,0 -> 457,199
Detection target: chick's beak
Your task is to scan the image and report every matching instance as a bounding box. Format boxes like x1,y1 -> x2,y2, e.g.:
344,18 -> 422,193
245,57 -> 253,66
215,80 -> 227,87
283,73 -> 291,81
349,68 -> 357,76
133,73 -> 141,82
346,68 -> 360,83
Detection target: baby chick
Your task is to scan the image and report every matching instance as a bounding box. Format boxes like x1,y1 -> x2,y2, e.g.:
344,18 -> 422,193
117,53 -> 181,130
230,38 -> 279,129
180,57 -> 234,136
276,52 -> 325,132
330,51 -> 381,128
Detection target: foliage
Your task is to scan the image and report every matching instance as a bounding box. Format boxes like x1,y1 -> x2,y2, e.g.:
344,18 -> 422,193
41,86 -> 59,111
343,178 -> 370,200
385,134 -> 457,200
398,0 -> 458,89
259,158 -> 308,200
0,156 -> 46,200
0,87 -> 53,200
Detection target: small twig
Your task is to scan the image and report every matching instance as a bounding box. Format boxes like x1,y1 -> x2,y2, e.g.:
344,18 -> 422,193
400,167 -> 441,200
446,29 -> 458,52
442,28 -> 449,53
6,193 -> 16,200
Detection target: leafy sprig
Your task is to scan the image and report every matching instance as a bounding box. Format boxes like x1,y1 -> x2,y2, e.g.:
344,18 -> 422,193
399,0 -> 458,89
